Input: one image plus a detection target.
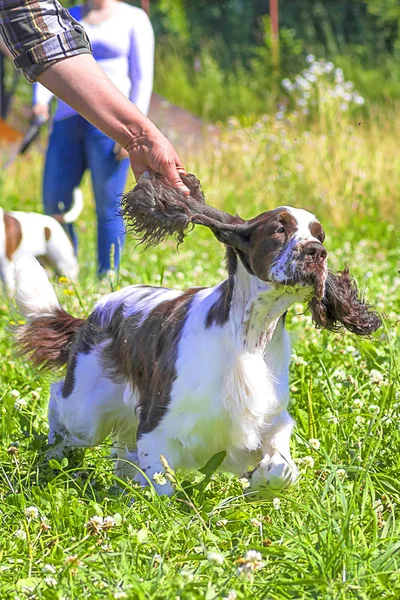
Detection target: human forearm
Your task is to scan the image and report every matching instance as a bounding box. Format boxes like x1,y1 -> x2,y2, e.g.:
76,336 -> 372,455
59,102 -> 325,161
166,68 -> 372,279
37,53 -> 148,148
38,53 -> 189,192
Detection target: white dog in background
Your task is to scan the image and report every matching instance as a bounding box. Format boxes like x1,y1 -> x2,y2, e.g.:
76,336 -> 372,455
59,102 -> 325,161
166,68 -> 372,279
0,188 -> 82,293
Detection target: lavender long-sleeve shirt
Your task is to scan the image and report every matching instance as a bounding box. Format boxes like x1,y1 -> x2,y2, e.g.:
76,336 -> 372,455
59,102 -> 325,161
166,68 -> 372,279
33,2 -> 154,118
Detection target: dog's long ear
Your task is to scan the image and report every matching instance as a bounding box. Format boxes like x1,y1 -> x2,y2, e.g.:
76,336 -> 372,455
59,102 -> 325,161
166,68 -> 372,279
308,267 -> 382,335
121,173 -> 250,249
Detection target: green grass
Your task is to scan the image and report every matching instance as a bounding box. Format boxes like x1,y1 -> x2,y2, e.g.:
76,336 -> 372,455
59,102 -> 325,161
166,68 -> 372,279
0,111 -> 399,599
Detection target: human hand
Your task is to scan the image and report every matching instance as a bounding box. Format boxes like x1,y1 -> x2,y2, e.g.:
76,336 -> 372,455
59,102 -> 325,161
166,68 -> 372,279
113,143 -> 129,161
32,103 -> 50,121
126,125 -> 189,195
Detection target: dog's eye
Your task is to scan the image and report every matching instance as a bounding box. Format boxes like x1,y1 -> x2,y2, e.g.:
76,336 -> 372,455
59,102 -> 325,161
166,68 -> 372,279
276,226 -> 285,234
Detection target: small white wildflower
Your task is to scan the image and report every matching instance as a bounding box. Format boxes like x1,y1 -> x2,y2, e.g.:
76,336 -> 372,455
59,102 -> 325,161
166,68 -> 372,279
44,576 -> 57,588
180,570 -> 194,582
113,592 -> 127,600
207,551 -> 224,566
152,472 -> 167,486
302,455 -> 314,469
10,389 -> 20,398
239,477 -> 250,489
176,272 -> 185,281
355,415 -> 365,426
309,438 -> 320,451
273,497 -> 281,510
353,398 -> 363,411
85,515 -> 103,535
216,518 -> 228,527
102,516 -> 116,530
370,369 -> 384,385
336,469 -> 347,480
237,550 -> 265,576
369,404 -> 380,416
14,529 -> 27,541
14,398 -> 27,411
373,499 -> 383,511
333,368 -> 346,382
250,518 -> 262,527
223,591 -> 238,600
25,506 -> 39,519
43,564 -> 56,574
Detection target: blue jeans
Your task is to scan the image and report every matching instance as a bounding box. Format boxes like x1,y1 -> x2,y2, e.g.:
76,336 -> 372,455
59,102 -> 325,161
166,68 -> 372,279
43,115 -> 129,274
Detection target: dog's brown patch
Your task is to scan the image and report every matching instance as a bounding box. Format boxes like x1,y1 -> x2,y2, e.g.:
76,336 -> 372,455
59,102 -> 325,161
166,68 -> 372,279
44,226 -> 51,241
206,277 -> 234,328
4,213 -> 22,260
16,309 -> 85,370
101,289 -> 198,436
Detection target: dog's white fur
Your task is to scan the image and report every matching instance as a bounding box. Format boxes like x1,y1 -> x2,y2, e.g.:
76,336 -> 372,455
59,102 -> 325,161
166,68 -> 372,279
15,207 -> 324,498
0,189 -> 82,293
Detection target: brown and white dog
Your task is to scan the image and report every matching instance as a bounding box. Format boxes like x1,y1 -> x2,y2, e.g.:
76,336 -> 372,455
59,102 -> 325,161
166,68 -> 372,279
14,174 -> 381,498
0,189 -> 82,293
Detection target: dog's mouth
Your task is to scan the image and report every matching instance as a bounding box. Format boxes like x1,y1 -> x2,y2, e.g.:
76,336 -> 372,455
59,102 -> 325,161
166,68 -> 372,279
272,256 -> 328,301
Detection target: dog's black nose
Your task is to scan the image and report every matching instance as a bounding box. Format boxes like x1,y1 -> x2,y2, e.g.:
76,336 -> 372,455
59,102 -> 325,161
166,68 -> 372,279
303,242 -> 327,261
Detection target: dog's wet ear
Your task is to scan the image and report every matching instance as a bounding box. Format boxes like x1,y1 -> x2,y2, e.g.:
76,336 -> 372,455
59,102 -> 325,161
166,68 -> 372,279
308,267 -> 382,335
121,172 -> 249,249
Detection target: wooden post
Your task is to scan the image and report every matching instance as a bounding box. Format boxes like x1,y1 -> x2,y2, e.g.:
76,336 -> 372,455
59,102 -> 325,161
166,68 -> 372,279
141,0 -> 150,16
270,0 -> 280,71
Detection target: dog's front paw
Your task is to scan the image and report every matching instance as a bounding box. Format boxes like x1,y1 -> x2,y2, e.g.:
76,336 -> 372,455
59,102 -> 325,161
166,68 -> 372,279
246,456 -> 299,501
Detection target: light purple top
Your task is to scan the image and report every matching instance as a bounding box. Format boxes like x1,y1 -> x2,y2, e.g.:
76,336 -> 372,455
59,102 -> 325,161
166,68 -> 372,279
33,2 -> 154,119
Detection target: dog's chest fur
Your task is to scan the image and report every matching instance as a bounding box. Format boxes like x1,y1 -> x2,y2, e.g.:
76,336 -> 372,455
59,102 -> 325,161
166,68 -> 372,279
132,286 -> 291,473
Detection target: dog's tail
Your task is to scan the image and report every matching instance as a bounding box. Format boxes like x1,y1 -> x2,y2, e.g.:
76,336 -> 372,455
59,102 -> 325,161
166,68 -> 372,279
15,257 -> 85,370
58,188 -> 84,224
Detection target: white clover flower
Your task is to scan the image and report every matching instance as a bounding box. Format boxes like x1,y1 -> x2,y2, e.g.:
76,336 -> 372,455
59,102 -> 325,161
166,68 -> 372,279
355,416 -> 365,426
237,550 -> 265,576
152,472 -> 167,486
180,570 -> 194,582
250,518 -> 262,527
14,398 -> 28,411
14,529 -> 27,541
102,516 -> 116,530
25,506 -> 39,519
239,477 -> 250,489
216,518 -> 228,527
43,564 -> 57,574
273,497 -> 281,510
370,369 -> 384,385
113,592 -> 127,600
336,469 -> 347,480
10,389 -> 20,398
302,455 -> 314,469
333,368 -> 346,382
369,404 -> 380,416
373,499 -> 383,511
44,576 -> 57,588
353,399 -> 363,411
309,438 -> 320,451
223,591 -> 238,600
207,551 -> 224,566
85,515 -> 103,535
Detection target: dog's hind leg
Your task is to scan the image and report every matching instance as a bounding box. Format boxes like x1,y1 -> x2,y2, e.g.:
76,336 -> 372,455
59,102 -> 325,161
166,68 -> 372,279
47,380 -> 93,459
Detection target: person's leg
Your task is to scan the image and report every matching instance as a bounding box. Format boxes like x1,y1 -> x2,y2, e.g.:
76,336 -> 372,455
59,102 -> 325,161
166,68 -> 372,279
43,116 -> 86,252
84,122 -> 129,274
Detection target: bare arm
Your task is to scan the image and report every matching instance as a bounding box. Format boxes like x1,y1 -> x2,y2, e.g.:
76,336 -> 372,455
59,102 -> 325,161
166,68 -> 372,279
38,54 -> 188,192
